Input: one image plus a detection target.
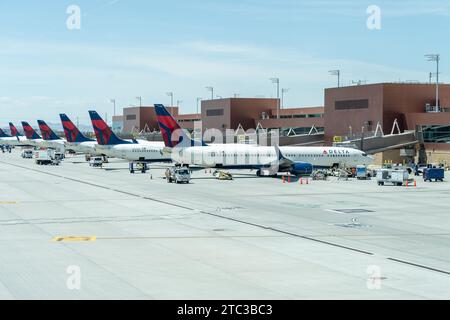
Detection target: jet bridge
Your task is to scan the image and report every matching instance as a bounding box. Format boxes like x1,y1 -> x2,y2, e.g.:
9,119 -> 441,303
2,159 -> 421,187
334,119 -> 420,156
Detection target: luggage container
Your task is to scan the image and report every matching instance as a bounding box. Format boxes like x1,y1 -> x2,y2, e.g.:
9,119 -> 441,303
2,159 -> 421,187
423,168 -> 444,182
356,165 -> 369,180
377,169 -> 409,186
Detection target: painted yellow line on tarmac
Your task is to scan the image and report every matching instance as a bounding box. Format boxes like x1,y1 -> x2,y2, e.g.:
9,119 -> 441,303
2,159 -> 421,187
0,201 -> 18,205
53,236 -> 97,242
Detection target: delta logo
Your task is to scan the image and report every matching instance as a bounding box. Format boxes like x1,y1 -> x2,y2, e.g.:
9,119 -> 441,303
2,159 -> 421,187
10,125 -> 18,137
92,120 -> 111,144
23,125 -> 34,138
40,126 -> 52,140
323,149 -> 350,155
63,121 -> 78,142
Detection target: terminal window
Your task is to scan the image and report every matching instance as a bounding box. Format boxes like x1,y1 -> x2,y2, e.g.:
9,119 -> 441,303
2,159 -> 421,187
126,114 -> 137,120
335,99 -> 369,110
422,125 -> 450,143
206,109 -> 224,116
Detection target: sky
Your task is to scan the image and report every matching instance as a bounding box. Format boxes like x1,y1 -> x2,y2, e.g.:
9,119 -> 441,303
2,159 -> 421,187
1,0 -> 450,126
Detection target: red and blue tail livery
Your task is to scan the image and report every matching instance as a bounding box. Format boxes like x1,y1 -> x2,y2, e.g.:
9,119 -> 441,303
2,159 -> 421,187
21,122 -> 42,140
0,127 -> 11,138
89,110 -> 131,145
60,114 -> 94,143
154,104 -> 205,148
9,123 -> 20,137
37,120 -> 60,141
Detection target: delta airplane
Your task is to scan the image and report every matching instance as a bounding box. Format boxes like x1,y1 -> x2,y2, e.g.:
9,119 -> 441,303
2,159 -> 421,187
88,110 -> 171,165
60,114 -> 98,155
3,123 -> 32,147
37,120 -> 66,153
0,127 -> 16,146
21,121 -> 46,148
154,104 -> 373,176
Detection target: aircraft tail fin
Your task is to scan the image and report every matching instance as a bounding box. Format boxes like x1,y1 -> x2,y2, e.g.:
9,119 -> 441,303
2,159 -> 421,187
0,127 -> 11,138
37,120 -> 61,141
59,114 -> 93,143
154,104 -> 206,148
9,123 -> 20,137
21,122 -> 42,140
88,110 -> 131,145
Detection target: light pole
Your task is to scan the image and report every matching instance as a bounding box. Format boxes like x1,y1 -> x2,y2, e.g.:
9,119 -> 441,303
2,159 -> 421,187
425,54 -> 440,109
329,70 -> 341,87
281,88 -> 290,109
206,87 -> 214,100
166,92 -> 174,115
270,78 -> 280,119
110,99 -> 116,116
136,96 -> 142,107
196,97 -> 202,115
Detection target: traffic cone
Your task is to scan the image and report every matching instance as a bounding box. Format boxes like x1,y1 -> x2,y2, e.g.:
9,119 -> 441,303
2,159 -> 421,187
414,180 -> 417,187
288,176 -> 291,183
282,176 -> 285,184
406,180 -> 409,188
300,178 -> 303,185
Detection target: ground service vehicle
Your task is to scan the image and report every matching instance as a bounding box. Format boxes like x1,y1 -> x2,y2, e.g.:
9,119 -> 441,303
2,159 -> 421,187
213,170 -> 233,180
165,167 -> 191,184
89,157 -> 103,167
377,169 -> 409,186
34,149 -> 60,165
21,150 -> 33,159
356,165 -> 370,180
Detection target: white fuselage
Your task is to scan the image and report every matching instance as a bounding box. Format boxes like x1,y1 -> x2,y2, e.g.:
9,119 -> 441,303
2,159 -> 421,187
93,141 -> 170,162
0,137 -> 19,146
41,139 -> 66,153
0,136 -> 33,147
66,141 -> 99,155
26,138 -> 45,148
170,144 -> 373,169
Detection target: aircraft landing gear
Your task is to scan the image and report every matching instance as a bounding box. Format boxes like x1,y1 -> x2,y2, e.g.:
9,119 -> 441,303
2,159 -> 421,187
129,162 -> 148,174
256,169 -> 277,177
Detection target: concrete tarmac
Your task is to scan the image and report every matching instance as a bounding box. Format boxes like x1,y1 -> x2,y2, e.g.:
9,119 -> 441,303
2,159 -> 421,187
0,150 -> 449,299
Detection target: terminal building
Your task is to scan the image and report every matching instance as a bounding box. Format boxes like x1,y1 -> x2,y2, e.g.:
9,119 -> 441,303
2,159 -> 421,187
118,99 -> 324,136
201,98 -> 323,135
325,83 -> 450,164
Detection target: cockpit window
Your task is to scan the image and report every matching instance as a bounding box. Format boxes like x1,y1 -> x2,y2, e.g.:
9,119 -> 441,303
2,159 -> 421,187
362,153 -> 367,157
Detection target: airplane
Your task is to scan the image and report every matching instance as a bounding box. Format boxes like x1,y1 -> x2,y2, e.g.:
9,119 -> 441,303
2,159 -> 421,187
37,120 -> 66,153
59,114 -> 98,155
154,104 -> 374,176
0,127 -> 16,146
88,110 -> 171,172
21,121 -> 46,148
7,122 -> 34,147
